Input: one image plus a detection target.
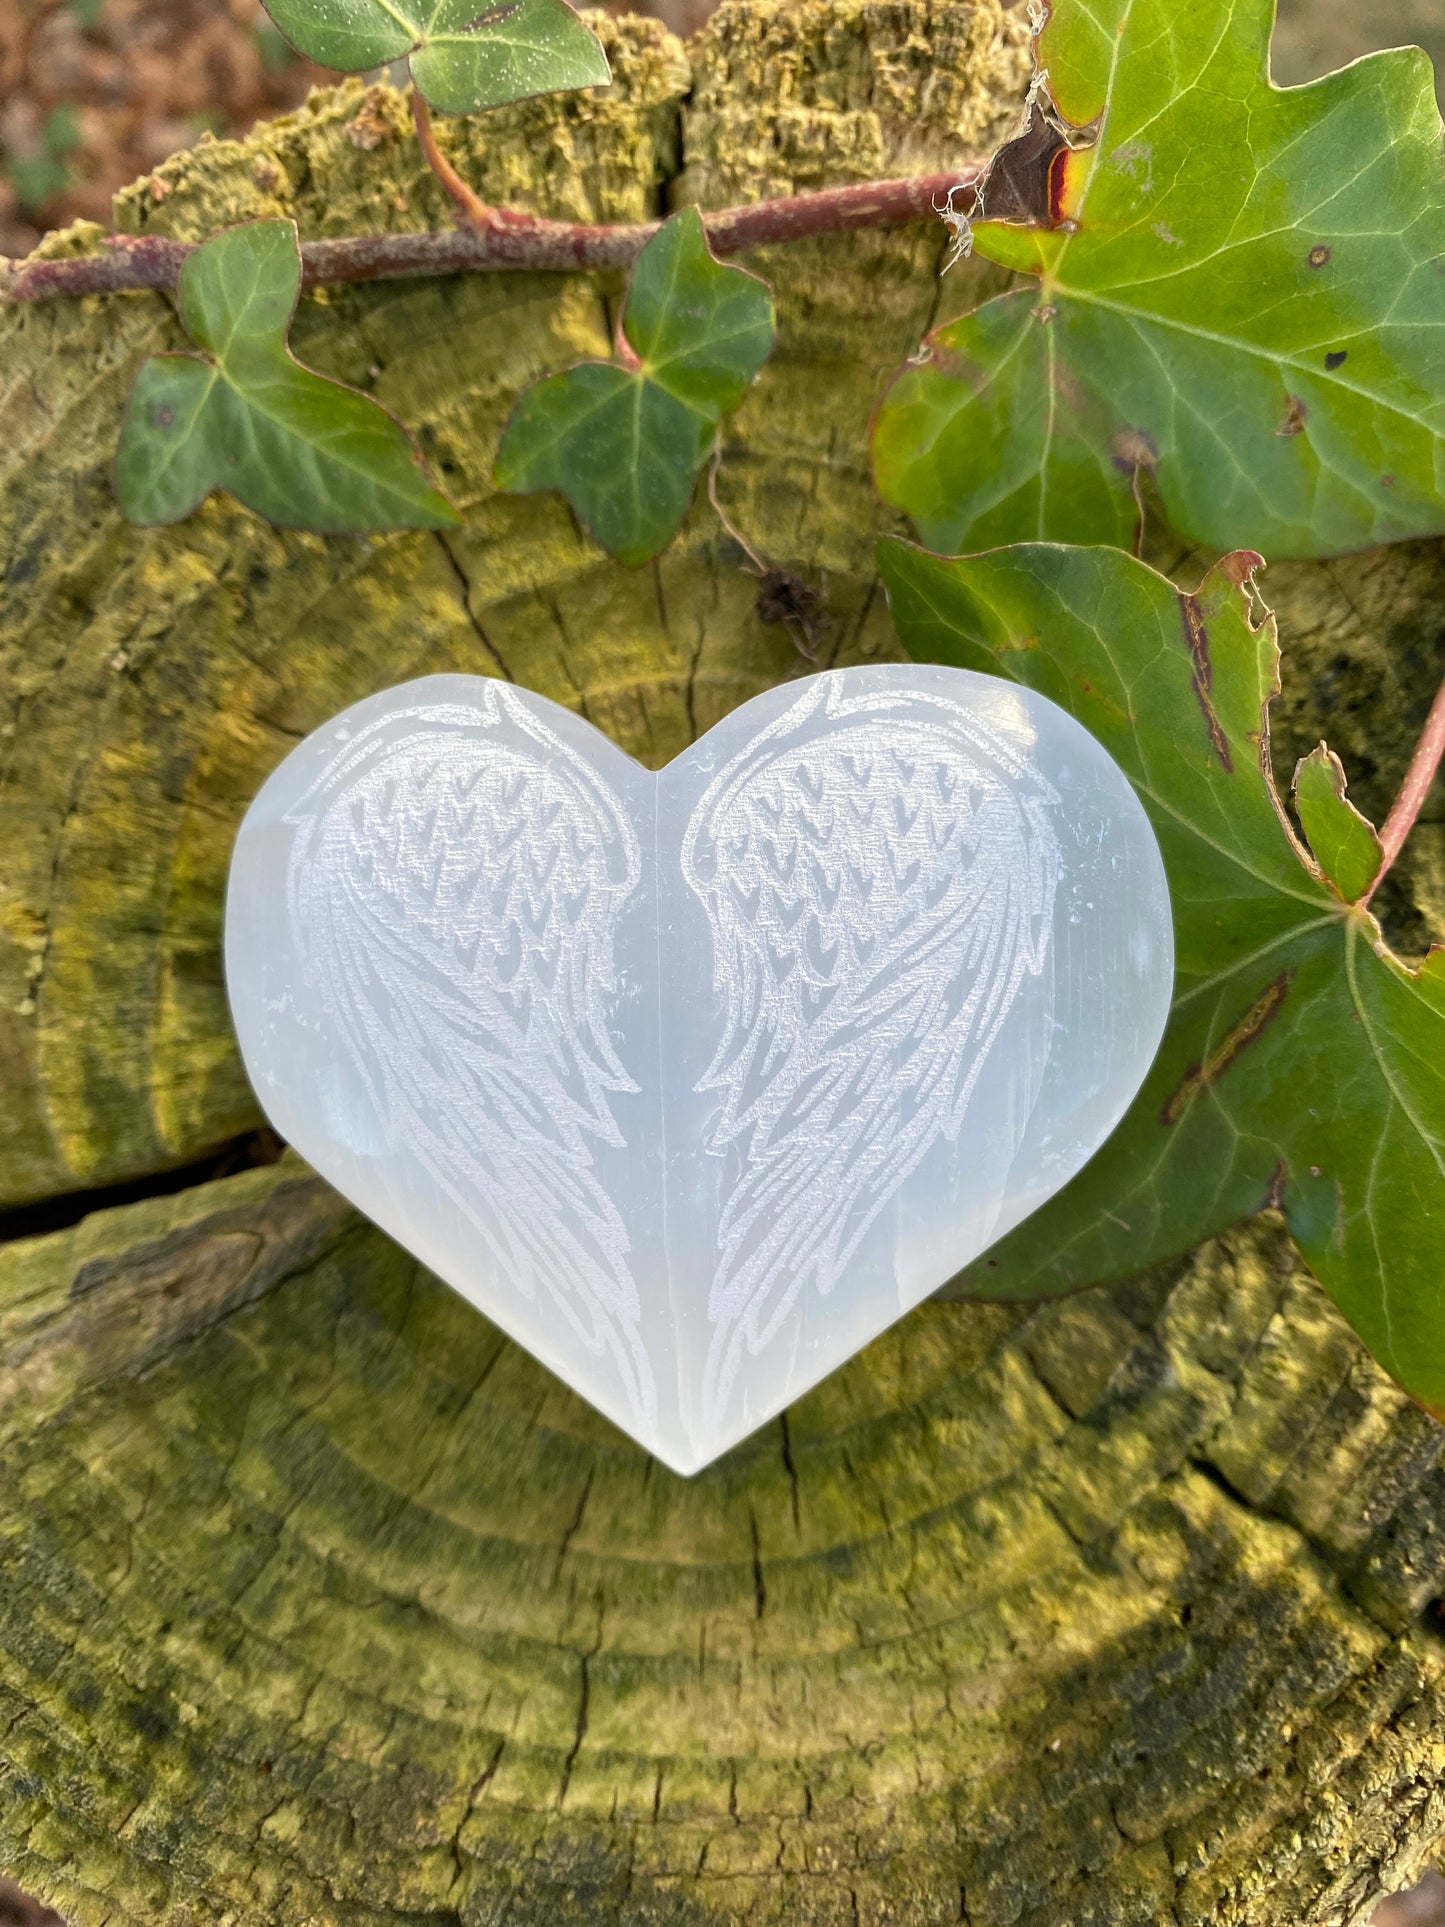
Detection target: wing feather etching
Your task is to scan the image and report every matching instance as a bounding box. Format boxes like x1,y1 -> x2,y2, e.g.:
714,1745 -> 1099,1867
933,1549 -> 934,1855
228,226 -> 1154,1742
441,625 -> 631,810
682,679 -> 1061,1429
285,689 -> 656,1429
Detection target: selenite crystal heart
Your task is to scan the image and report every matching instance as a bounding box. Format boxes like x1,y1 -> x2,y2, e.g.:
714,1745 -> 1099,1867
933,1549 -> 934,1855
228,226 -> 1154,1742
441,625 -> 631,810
226,665 -> 1172,1472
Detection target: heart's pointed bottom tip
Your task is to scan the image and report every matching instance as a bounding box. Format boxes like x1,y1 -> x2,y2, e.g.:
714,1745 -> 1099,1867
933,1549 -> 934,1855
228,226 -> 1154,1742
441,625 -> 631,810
648,1445 -> 714,1480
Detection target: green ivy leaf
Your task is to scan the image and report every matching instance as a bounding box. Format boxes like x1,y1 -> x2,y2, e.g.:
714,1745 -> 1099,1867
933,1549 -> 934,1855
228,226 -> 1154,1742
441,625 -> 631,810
261,0 -> 609,114
493,207 -> 776,566
114,220 -> 461,535
873,0 -> 1445,560
879,537 -> 1445,1422
1293,745 -> 1383,905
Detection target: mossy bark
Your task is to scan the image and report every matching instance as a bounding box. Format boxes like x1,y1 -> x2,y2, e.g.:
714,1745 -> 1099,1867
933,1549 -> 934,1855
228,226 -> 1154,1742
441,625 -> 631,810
1,5 -> 1443,1923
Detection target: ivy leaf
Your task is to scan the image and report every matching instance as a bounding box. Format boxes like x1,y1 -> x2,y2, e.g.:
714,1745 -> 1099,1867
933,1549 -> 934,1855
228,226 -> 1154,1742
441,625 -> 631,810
260,0 -> 609,115
493,207 -> 775,567
873,0 -> 1445,560
1293,746 -> 1383,905
878,537 -> 1445,1422
115,221 -> 461,534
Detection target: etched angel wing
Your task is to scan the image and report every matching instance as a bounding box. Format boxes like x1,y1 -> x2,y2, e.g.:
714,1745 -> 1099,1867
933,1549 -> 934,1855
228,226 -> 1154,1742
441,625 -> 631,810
285,688 -> 656,1428
682,679 -> 1060,1428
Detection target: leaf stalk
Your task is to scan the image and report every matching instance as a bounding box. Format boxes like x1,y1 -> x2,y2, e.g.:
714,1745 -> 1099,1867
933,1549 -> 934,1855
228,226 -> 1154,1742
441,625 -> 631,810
410,92 -> 544,236
1363,669 -> 1445,905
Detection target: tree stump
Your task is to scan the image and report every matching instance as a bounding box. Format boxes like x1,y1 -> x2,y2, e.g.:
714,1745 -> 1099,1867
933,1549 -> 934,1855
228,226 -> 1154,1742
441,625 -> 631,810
1,6 -> 1444,1923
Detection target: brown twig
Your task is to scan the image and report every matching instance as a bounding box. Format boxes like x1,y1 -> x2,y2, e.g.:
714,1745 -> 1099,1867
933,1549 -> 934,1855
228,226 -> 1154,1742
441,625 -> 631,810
706,445 -> 829,667
0,170 -> 983,302
1362,670 -> 1445,906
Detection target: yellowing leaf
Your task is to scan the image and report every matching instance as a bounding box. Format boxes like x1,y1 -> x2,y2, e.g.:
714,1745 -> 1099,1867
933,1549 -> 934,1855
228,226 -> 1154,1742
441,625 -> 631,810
874,0 -> 1445,560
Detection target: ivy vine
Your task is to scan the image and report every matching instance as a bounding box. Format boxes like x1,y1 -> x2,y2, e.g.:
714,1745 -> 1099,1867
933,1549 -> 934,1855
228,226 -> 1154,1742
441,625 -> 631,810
6,0 -> 1444,1425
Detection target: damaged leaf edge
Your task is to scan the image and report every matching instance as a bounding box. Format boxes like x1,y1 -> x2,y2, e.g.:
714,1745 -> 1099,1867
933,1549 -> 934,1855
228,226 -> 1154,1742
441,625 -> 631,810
883,532 -> 1445,1423
1292,743 -> 1387,904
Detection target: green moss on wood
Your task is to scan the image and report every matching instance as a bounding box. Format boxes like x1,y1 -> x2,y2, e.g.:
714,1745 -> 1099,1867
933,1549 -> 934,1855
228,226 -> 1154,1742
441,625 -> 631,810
1,1164 -> 1443,1925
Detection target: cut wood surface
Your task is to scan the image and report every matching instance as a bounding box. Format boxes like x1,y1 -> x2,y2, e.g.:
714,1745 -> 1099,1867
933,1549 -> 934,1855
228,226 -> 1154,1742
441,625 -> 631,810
1,5 -> 1444,1922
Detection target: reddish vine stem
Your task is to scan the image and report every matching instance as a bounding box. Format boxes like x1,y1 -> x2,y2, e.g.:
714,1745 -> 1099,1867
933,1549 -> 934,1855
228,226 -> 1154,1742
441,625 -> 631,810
0,170 -> 981,302
409,92 -> 544,235
1363,669 -> 1445,906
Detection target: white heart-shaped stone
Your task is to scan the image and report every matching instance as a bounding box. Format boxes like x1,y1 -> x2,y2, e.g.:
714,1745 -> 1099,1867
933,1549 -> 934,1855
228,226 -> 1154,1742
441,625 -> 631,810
226,665 -> 1172,1472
